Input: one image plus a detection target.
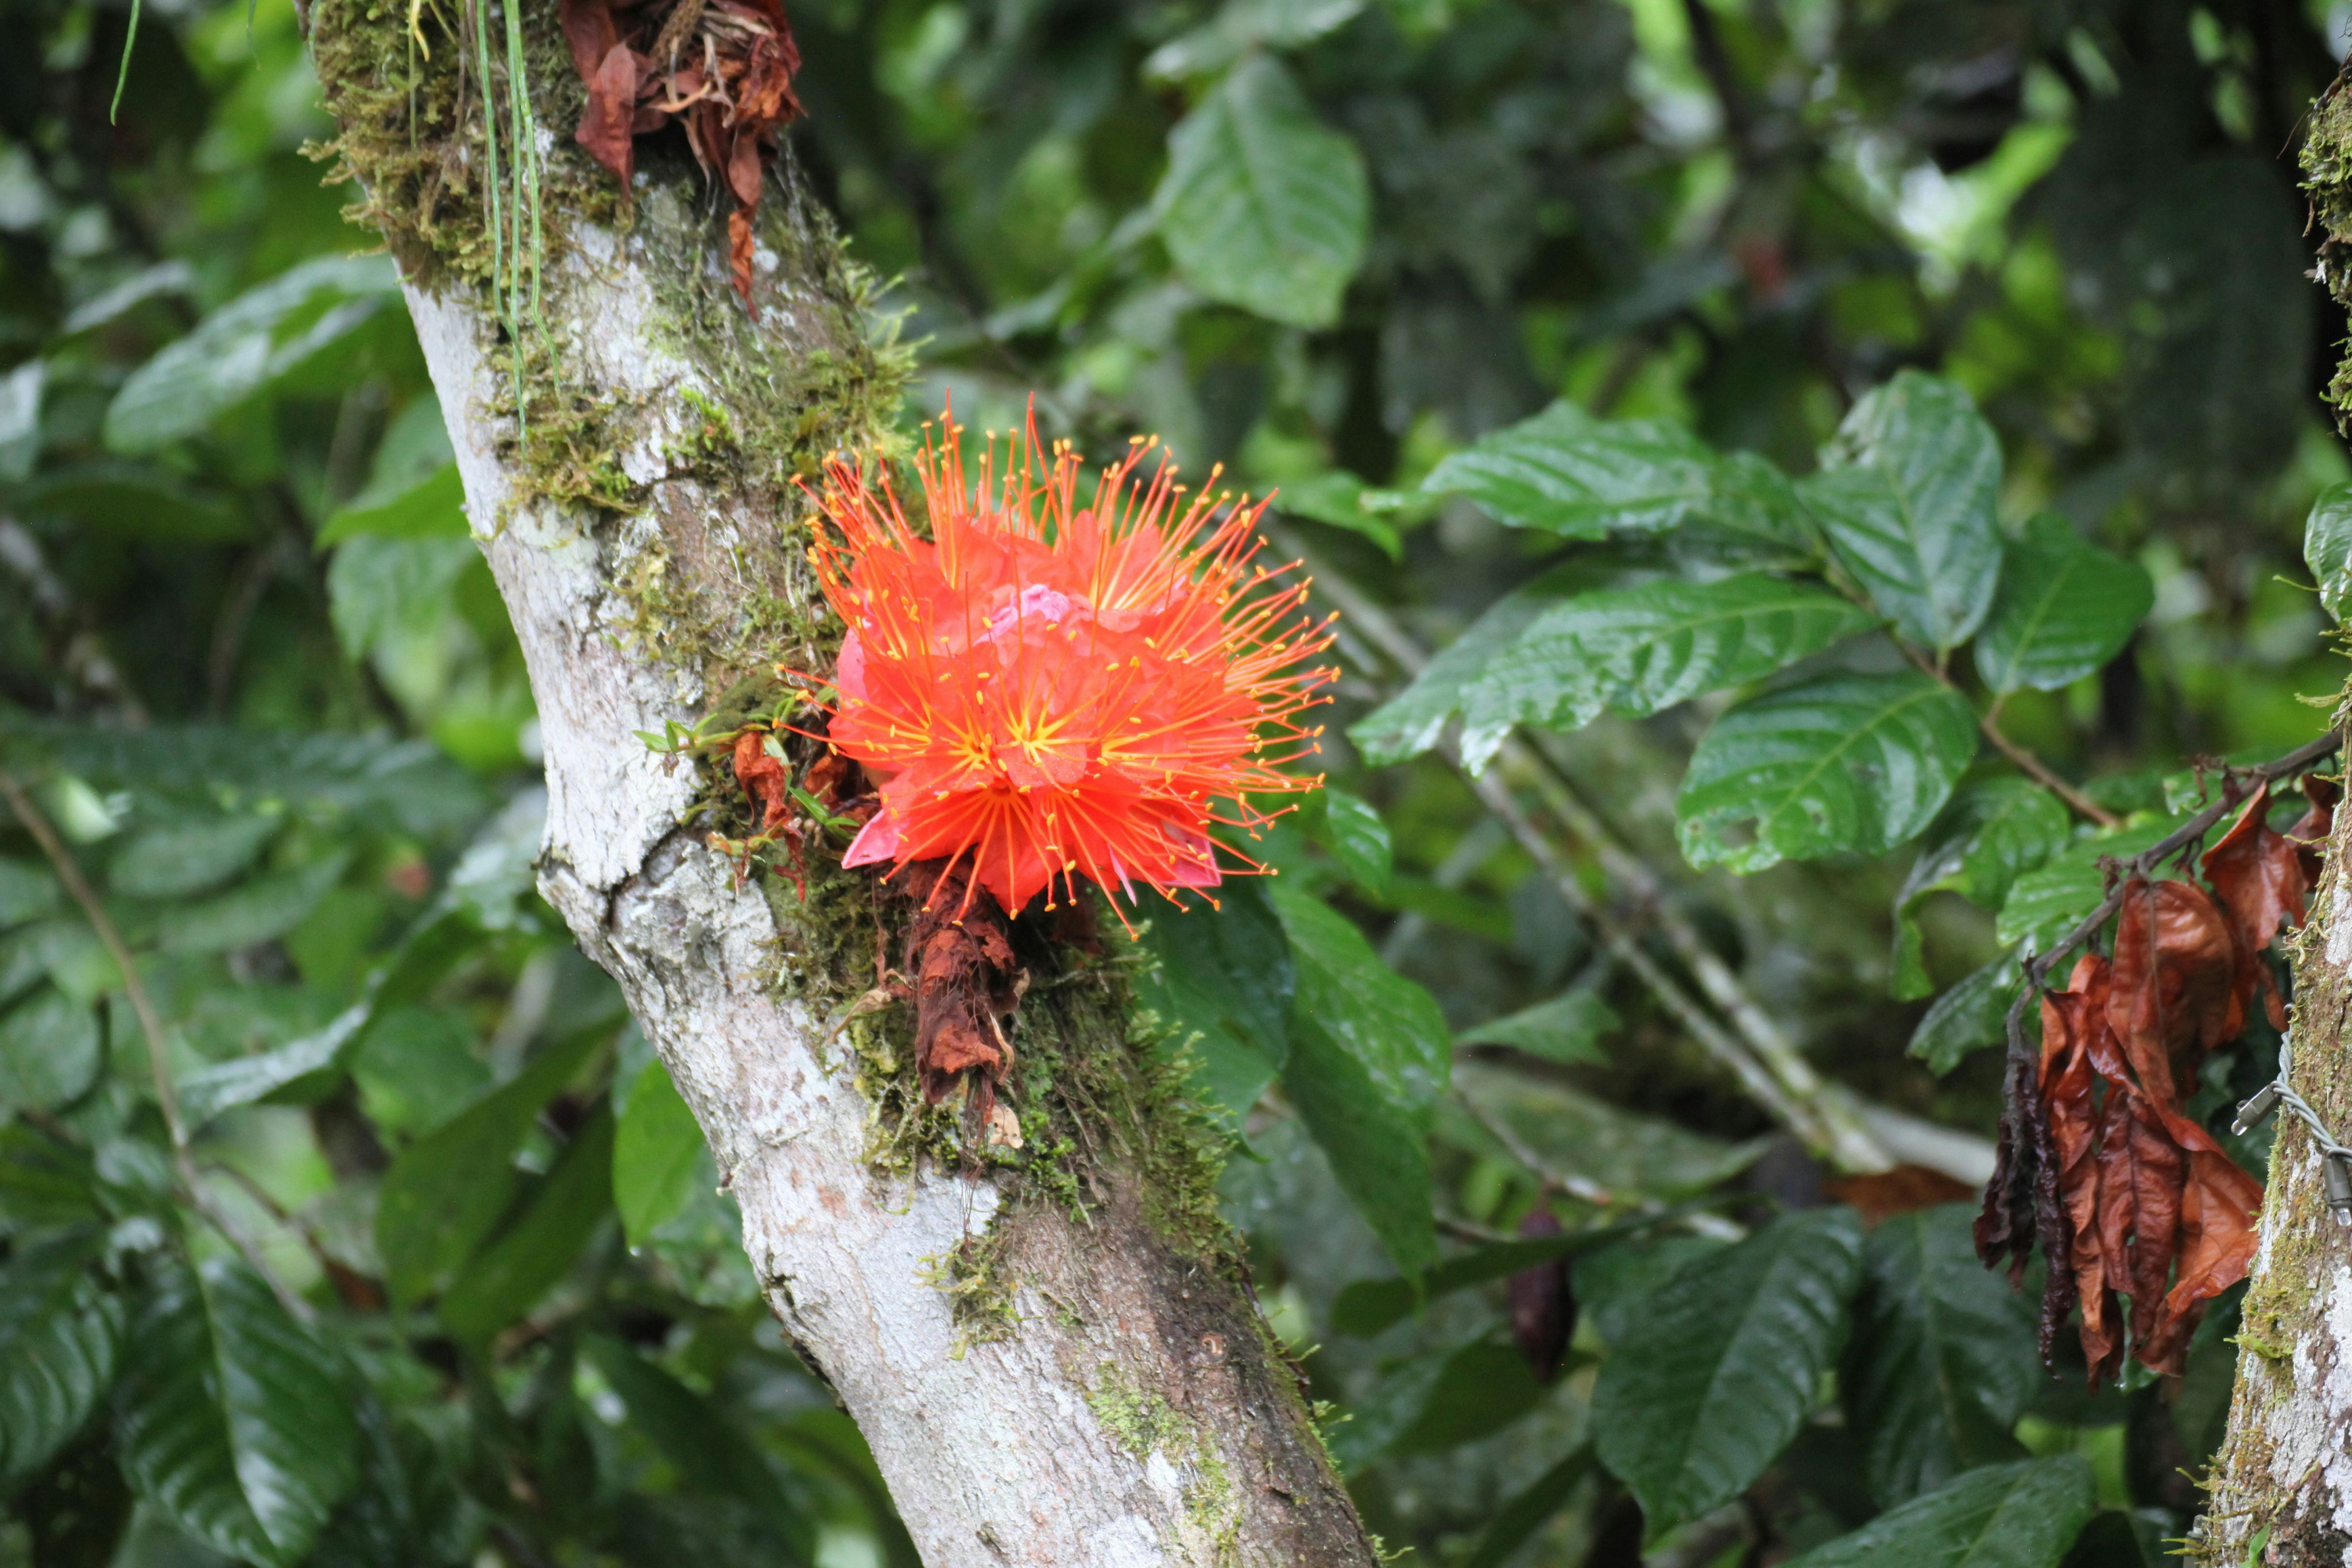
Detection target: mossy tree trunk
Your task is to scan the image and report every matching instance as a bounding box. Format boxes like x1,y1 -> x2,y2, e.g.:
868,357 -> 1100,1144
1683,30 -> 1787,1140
2196,69 -> 2352,1568
307,5 -> 1379,1562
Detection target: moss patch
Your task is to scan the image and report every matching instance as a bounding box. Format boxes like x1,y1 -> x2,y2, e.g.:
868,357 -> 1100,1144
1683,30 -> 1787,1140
1087,1362 -> 1240,1561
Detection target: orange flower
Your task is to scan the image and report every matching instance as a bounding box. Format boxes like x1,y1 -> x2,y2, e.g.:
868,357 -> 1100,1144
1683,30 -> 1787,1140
796,414 -> 1334,920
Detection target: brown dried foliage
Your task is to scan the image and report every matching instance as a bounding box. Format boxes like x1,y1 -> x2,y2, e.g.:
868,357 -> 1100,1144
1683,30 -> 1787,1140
559,0 -> 803,312
1977,773 -> 2332,1382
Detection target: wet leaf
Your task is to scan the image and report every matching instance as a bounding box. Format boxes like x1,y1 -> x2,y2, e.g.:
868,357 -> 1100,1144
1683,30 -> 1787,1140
1973,514 -> 2151,693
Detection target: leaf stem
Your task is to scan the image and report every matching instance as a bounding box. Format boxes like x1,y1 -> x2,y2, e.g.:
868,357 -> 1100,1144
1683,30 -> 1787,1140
0,757 -> 315,1321
1978,707 -> 2120,828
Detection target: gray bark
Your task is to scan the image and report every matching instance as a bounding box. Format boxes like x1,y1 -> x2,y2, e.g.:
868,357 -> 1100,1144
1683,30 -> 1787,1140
312,26 -> 1379,1559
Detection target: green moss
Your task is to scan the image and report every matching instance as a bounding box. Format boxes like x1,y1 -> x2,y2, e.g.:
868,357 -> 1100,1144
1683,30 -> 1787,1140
1086,1363 -> 1240,1560
2305,79 -> 2352,425
918,1226 -> 1022,1358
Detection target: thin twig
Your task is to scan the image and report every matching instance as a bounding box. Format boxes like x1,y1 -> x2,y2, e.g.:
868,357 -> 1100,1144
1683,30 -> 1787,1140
1980,707 -> 2121,828
0,758 -> 315,1321
1998,729 -> 2345,1070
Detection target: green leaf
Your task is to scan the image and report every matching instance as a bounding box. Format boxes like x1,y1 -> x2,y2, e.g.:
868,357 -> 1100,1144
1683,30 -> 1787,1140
2307,481 -> 2352,622
0,359 -> 42,483
437,1104 -> 616,1342
1330,1210 -> 1668,1337
1330,1337 -> 1549,1472
1779,1456 -> 2096,1568
1457,986 -> 1617,1064
1974,514 -> 2152,693
104,255 -> 400,454
0,859 -> 59,928
0,989 -> 103,1114
1419,402 -> 1715,537
613,1058 -> 705,1248
1135,880 -> 1293,1122
1152,55 -> 1368,328
156,852 -> 350,954
1458,1445 -> 1595,1568
317,463 -> 467,548
1272,471 -> 1415,559
113,1255 -> 360,1568
1801,371 -> 2003,652
1891,780 -> 2069,998
1677,670 -> 1980,874
1842,1205 -> 2036,1505
579,1334 -> 815,1552
0,1228 -> 121,1483
1591,1208 -> 1863,1532
1453,572 -> 1879,772
1347,560 -> 1599,766
1301,787 -> 1392,895
376,1028 -> 602,1305
1,721 -> 488,840
1450,1060 -> 1761,1197
349,1004 -> 491,1137
1993,815 -> 2181,951
12,464 -> 250,544
106,812 -> 277,900
1908,957 -> 2022,1077
1274,886 -> 1449,1274
327,536 -> 480,662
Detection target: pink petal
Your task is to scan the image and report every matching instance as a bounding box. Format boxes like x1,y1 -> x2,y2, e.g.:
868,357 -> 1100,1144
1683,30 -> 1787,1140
841,808 -> 902,868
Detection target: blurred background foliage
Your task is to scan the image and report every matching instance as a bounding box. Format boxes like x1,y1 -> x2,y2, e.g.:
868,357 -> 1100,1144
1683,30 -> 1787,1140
1,0 -> 2349,1563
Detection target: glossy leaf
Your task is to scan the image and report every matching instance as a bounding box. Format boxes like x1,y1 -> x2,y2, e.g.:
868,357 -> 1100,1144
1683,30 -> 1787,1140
1348,562 -> 1592,766
105,255 -> 400,454
1420,401 -> 1715,537
1302,787 -> 1393,894
1152,56 -> 1368,328
613,1058 -> 706,1248
106,812 -> 277,900
1974,514 -> 2152,692
1892,779 -> 2070,998
113,1256 -> 359,1567
1454,572 -> 1878,772
1994,816 -> 2181,950
1802,371 -> 2003,652
1591,1208 -> 1863,1531
1842,1205 -> 2035,1505
0,1228 -> 121,1483
1779,1456 -> 2095,1568
1136,880 -> 1294,1121
1330,1337 -> 1548,1472
316,462 -> 468,548
1908,957 -> 2022,1077
1677,670 -> 1979,874
2305,479 -> 2352,622
1275,886 -> 1449,1274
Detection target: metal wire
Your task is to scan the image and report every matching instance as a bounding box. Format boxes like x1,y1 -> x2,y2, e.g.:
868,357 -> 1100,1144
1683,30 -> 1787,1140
2234,1029 -> 2352,1225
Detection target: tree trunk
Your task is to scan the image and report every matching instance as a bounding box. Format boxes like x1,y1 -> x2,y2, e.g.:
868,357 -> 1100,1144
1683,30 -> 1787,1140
308,6 -> 1379,1563
2199,753 -> 2352,1566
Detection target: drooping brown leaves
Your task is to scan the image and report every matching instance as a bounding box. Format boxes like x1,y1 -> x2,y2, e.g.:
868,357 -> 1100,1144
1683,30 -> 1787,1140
897,860 -> 1028,1124
1978,773 -> 2335,1383
559,0 -> 803,312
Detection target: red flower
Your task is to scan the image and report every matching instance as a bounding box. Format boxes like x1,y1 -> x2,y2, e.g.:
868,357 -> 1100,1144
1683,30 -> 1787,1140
797,415 -> 1334,920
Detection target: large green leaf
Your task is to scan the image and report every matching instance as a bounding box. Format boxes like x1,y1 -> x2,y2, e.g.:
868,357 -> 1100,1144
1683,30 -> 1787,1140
613,1058 -> 706,1248
1456,985 -> 1617,1064
327,536 -> 480,661
1152,56 -> 1368,328
2307,480 -> 2352,623
437,1103 -> 616,1342
1974,514 -> 2152,692
1591,1208 -> 1863,1531
1993,815 -> 2181,950
1780,1457 -> 2095,1568
1891,779 -> 2069,998
2,721 -> 488,839
112,1256 -> 359,1568
104,255 -> 400,454
1136,880 -> 1294,1121
1329,1337 -> 1549,1473
1801,371 -> 2003,652
106,812 -> 278,900
317,463 -> 468,548
1299,787 -> 1392,895
1273,887 -> 1449,1275
1453,572 -> 1879,771
1677,671 -> 1979,874
155,853 -> 350,955
1419,402 -> 1716,537
1842,1206 -> 2036,1505
0,988 -> 103,1114
1451,1060 -> 1757,1195
376,1028 -> 602,1305
1348,562 -> 1592,766
0,1228 -> 121,1483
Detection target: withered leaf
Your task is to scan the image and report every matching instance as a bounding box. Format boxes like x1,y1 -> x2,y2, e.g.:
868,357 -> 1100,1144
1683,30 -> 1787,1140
2092,1085 -> 2183,1357
1825,1164 -> 1977,1225
2201,783 -> 2313,1030
2105,877 -> 2238,1106
2289,772 -> 2339,880
2134,1105 -> 2262,1375
2038,957 -> 2119,1384
731,729 -> 791,834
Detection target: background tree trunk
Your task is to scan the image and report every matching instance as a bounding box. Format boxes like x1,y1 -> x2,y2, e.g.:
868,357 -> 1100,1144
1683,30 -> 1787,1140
308,5 -> 1378,1562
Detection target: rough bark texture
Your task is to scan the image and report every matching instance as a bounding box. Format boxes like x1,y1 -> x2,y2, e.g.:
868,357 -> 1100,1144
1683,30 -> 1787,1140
307,5 -> 1381,1561
2196,730 -> 2352,1566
